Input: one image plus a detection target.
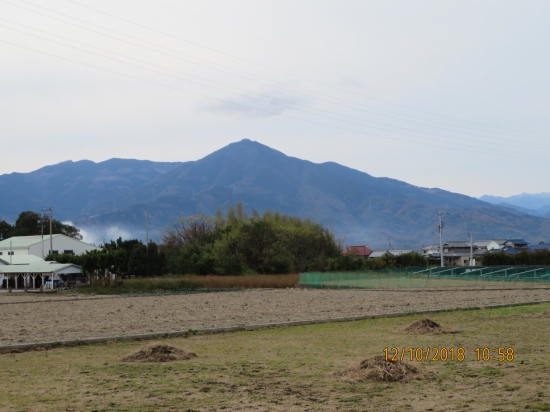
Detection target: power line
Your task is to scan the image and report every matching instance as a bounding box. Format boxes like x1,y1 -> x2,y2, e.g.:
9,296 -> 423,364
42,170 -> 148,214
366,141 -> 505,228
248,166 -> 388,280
5,0 -> 548,141
2,21 -> 548,153
62,0 -> 550,137
2,38 -> 546,159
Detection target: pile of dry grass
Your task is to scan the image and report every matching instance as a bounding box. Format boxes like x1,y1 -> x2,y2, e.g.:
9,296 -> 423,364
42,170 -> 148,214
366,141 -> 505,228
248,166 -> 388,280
522,309 -> 550,318
403,318 -> 457,334
121,344 -> 197,363
334,355 -> 422,383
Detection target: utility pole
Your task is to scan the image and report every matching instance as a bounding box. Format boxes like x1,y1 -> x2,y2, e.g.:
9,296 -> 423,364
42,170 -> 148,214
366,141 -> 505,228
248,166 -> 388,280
467,232 -> 474,266
43,205 -> 53,288
44,205 -> 53,256
145,208 -> 149,276
39,215 -> 45,258
387,236 -> 393,250
438,212 -> 445,267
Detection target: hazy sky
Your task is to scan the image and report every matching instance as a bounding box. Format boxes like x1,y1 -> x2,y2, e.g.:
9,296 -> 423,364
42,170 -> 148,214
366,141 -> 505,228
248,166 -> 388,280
1,0 -> 549,197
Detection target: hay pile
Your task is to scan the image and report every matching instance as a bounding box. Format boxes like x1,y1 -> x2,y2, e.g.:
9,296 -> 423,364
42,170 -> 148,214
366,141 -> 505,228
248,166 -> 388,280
121,344 -> 197,363
403,318 -> 456,334
523,309 -> 550,318
334,355 -> 421,383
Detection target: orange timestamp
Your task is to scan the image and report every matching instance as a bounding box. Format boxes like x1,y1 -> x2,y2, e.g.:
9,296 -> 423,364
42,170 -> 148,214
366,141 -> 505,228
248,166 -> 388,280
383,347 -> 515,362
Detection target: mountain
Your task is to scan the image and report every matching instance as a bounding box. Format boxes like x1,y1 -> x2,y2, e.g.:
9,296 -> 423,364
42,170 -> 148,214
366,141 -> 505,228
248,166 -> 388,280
0,159 -> 183,223
72,139 -> 550,247
479,193 -> 550,217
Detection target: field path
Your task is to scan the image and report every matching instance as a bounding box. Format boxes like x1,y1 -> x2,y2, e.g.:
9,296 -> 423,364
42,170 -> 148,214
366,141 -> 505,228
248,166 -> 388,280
1,288 -> 549,346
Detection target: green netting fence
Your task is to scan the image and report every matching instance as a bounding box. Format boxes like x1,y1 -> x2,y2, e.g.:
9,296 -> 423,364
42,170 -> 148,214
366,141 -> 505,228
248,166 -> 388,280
298,266 -> 550,289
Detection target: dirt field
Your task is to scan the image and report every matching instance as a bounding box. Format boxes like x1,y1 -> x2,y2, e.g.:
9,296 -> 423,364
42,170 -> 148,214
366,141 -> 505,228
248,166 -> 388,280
1,303 -> 550,411
0,288 -> 549,346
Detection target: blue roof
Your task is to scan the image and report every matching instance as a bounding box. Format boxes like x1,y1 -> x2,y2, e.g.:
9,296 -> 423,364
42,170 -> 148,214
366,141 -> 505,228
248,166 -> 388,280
532,244 -> 550,250
505,239 -> 529,245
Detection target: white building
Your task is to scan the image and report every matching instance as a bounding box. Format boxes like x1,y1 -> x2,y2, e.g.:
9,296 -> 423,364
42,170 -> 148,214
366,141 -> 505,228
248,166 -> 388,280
0,234 -> 100,258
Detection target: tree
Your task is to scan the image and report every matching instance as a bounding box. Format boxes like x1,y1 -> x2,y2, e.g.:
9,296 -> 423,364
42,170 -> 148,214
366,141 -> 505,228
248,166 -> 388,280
0,220 -> 13,240
11,211 -> 82,239
128,243 -> 148,276
162,206 -> 343,275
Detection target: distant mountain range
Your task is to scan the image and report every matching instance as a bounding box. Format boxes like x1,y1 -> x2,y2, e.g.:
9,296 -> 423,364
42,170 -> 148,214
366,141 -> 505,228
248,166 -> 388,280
479,193 -> 550,218
1,139 -> 550,248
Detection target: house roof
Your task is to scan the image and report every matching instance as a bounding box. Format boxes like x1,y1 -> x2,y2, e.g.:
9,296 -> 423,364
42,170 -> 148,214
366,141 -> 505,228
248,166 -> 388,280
532,244 -> 550,251
0,235 -> 63,250
444,241 -> 471,247
369,250 -> 389,258
0,262 -> 81,274
0,255 -> 45,265
423,244 -> 439,250
388,250 -> 413,256
501,246 -> 521,254
505,239 -> 529,245
473,240 -> 491,247
0,234 -> 100,251
489,239 -> 508,244
369,249 -> 413,258
344,245 -> 372,256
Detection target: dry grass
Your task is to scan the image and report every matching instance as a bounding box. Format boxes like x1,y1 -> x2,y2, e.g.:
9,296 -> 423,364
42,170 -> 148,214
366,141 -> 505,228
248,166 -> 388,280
120,344 -> 197,363
2,303 -> 550,411
79,274 -> 299,294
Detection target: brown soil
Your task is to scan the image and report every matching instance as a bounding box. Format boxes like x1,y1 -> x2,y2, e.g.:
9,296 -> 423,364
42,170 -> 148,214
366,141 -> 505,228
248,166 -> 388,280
0,288 -> 548,346
333,355 -> 423,382
121,344 -> 196,363
403,318 -> 457,334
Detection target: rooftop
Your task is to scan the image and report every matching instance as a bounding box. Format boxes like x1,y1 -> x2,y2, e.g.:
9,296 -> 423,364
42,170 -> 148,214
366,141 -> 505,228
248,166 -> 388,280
0,262 -> 81,274
0,255 -> 45,265
505,239 -> 529,245
0,235 -> 63,249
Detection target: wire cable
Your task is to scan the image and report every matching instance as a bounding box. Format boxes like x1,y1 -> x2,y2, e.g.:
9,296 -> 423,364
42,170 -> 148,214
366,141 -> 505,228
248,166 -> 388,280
1,38 -> 546,159
2,19 -> 548,152
63,0 -> 550,137
5,0 -> 547,141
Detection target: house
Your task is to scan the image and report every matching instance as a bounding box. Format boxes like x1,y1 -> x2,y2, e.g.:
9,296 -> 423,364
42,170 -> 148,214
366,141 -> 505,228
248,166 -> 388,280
426,240 -> 487,266
472,240 -> 491,252
343,245 -> 372,257
0,234 -> 99,258
486,239 -> 508,252
422,244 -> 440,256
0,262 -> 84,289
503,239 -> 529,250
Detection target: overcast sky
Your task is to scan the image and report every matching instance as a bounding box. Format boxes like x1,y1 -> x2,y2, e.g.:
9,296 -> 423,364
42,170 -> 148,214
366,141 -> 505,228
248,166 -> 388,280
1,0 -> 549,198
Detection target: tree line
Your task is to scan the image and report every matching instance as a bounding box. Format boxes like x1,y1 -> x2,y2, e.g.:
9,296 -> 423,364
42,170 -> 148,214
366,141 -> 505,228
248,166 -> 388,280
482,250 -> 550,266
46,237 -> 166,280
4,207 -> 433,277
0,211 -> 81,240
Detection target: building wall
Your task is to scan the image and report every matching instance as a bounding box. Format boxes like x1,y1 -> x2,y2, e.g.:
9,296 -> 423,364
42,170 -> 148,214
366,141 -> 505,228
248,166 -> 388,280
486,241 -> 501,251
0,248 -> 28,256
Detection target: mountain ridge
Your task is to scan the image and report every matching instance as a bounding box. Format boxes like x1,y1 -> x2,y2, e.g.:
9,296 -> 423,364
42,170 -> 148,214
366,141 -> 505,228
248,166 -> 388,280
1,139 -> 549,247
